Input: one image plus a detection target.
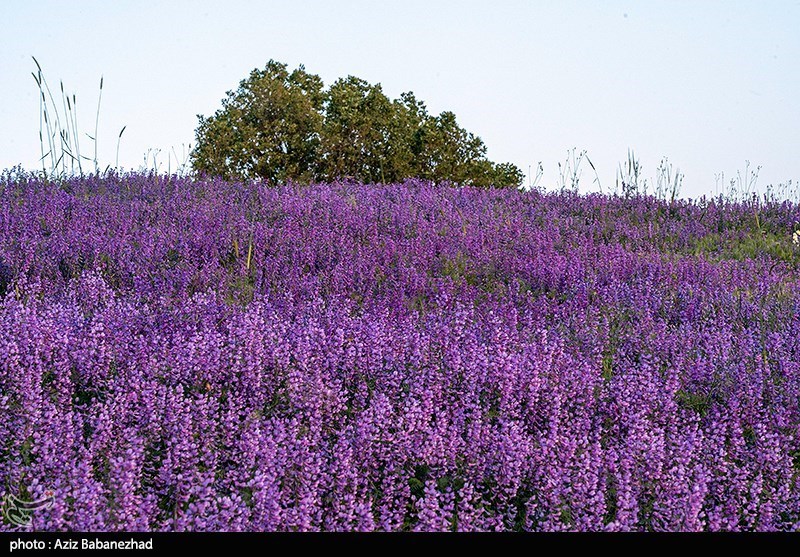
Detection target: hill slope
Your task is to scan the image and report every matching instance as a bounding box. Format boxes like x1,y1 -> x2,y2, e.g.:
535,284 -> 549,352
1,173 -> 799,531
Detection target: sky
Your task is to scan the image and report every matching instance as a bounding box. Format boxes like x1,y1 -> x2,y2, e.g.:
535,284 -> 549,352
1,0 -> 798,199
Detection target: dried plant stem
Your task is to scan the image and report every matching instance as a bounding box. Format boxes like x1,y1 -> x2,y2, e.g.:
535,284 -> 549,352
94,76 -> 104,173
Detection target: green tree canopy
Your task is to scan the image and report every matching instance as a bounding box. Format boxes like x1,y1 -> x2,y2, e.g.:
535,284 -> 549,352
192,60 -> 523,188
191,61 -> 324,183
320,76 -> 394,182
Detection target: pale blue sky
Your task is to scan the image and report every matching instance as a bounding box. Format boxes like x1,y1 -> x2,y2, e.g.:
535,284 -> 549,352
1,1 -> 798,198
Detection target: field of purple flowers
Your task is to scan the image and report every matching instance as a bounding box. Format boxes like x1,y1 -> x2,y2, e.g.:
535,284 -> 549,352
1,172 -> 800,531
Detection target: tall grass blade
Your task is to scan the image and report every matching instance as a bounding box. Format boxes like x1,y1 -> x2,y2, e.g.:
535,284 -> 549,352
116,126 -> 126,169
94,76 -> 104,172
71,93 -> 82,174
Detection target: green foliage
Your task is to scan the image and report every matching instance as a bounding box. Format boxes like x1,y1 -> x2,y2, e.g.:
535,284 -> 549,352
488,162 -> 526,189
192,60 -> 523,188
320,76 -> 396,182
675,389 -> 711,417
192,60 -> 324,183
601,353 -> 614,381
435,252 -> 508,295
693,231 -> 800,267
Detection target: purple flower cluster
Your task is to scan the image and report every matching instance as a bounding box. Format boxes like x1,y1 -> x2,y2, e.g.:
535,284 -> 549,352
1,172 -> 799,531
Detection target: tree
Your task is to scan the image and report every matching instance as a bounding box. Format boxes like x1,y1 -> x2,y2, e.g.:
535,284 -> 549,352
320,76 -> 394,182
415,111 -> 487,184
487,162 -> 526,189
191,60 -> 324,182
319,80 -> 440,184
192,60 -> 524,188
